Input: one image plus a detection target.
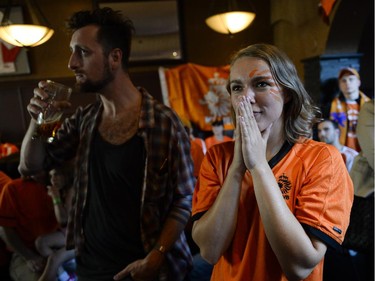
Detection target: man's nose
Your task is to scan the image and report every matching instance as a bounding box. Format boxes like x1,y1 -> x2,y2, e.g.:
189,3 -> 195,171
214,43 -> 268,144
68,53 -> 79,70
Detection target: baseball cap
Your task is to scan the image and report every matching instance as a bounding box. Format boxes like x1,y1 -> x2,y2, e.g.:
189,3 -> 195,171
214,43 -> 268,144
338,67 -> 360,80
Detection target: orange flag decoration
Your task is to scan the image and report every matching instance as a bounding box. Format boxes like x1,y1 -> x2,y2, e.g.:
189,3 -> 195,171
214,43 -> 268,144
159,63 -> 232,131
0,143 -> 19,159
319,0 -> 336,18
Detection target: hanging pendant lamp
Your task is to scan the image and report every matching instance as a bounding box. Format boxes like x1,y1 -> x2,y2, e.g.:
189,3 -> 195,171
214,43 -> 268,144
0,0 -> 54,48
205,0 -> 256,35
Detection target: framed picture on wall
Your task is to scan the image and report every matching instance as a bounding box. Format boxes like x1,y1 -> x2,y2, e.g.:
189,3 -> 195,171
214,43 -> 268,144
0,6 -> 31,76
93,0 -> 185,65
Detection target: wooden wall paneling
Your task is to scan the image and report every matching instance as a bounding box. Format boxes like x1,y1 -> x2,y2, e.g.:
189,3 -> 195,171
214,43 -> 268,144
0,85 -> 28,144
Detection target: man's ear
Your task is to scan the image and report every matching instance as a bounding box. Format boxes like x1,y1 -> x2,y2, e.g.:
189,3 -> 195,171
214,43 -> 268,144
335,128 -> 341,137
110,48 -> 122,68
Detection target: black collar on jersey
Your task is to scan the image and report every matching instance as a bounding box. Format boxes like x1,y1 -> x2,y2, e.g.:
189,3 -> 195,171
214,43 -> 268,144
268,141 -> 294,169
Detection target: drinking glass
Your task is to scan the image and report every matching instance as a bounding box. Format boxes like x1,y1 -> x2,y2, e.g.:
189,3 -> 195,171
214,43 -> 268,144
33,80 -> 72,143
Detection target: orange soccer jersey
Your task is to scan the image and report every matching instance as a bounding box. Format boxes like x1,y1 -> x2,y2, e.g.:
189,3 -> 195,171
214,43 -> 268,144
192,139 -> 353,281
0,178 -> 58,250
190,139 -> 205,178
0,171 -> 11,191
205,135 -> 233,151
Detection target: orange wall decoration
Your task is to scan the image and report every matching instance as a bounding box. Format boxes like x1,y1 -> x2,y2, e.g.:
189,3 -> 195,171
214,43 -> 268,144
159,63 -> 233,131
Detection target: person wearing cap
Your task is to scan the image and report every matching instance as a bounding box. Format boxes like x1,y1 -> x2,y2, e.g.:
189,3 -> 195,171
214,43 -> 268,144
329,67 -> 371,152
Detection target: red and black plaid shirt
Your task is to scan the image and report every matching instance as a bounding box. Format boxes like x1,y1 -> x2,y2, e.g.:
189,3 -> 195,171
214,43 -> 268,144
46,88 -> 195,280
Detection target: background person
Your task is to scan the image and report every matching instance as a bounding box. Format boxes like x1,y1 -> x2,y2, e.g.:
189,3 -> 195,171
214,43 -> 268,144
35,163 -> 76,281
18,7 -> 195,281
0,170 -> 11,280
204,119 -> 233,151
348,100 -> 374,281
350,100 -> 374,198
191,43 -> 353,281
0,171 -> 10,189
324,100 -> 374,281
329,67 -> 371,152
184,123 -> 206,178
317,119 -> 358,171
0,172 -> 58,281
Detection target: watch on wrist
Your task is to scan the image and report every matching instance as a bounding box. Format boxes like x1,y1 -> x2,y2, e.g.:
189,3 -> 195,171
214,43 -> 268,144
154,243 -> 166,255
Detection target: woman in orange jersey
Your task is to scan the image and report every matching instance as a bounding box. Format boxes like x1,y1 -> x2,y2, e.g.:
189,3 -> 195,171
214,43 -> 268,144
191,44 -> 354,281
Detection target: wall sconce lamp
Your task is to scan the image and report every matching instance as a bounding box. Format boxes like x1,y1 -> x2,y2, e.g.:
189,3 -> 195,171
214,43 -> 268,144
0,0 -> 54,48
205,0 -> 256,35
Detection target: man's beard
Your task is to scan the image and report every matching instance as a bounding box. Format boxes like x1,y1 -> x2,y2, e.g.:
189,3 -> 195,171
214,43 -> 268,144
322,138 -> 333,144
76,62 -> 114,93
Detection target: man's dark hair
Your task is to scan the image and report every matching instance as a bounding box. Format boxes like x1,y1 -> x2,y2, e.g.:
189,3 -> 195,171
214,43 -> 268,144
66,7 -> 135,69
211,119 -> 224,126
319,118 -> 340,130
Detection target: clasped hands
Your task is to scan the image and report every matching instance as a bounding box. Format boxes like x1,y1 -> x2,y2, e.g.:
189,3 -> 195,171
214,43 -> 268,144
233,96 -> 272,171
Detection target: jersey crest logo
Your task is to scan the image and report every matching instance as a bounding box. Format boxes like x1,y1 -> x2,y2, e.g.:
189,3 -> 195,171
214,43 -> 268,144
278,173 -> 292,200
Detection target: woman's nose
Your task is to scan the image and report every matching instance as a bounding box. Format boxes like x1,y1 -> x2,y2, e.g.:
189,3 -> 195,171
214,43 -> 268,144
245,88 -> 256,103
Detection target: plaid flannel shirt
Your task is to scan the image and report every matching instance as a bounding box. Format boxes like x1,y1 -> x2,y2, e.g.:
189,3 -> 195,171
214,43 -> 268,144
45,88 -> 195,280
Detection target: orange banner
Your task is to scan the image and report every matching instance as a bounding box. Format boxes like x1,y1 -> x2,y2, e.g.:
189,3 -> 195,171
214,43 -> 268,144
320,0 -> 336,17
159,63 -> 232,131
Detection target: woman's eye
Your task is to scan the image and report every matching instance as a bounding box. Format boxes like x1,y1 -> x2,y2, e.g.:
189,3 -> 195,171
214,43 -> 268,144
255,81 -> 269,88
231,85 -> 242,92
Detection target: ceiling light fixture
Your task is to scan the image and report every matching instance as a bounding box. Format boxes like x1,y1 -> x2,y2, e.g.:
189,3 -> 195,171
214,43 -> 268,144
0,0 -> 54,48
205,0 -> 256,35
